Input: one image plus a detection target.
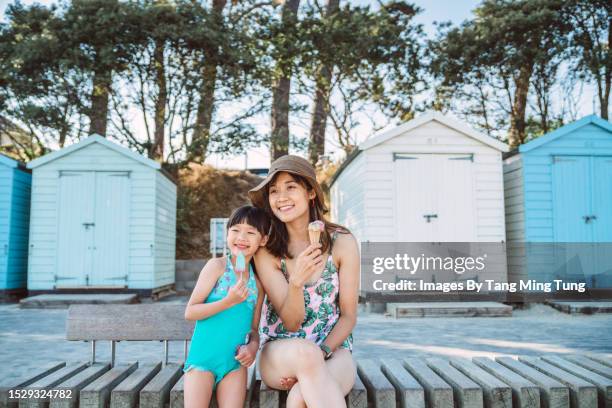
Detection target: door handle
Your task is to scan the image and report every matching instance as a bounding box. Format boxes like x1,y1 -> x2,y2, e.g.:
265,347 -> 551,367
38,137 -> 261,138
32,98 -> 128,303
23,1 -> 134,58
423,214 -> 438,223
83,222 -> 95,229
583,215 -> 597,224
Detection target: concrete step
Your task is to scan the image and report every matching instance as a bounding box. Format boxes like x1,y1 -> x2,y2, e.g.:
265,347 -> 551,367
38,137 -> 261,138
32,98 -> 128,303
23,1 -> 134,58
19,294 -> 139,309
545,301 -> 612,315
386,301 -> 512,318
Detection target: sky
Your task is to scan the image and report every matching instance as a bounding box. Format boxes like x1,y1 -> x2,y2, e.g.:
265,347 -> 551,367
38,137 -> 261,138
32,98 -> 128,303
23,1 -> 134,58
0,0 -> 599,169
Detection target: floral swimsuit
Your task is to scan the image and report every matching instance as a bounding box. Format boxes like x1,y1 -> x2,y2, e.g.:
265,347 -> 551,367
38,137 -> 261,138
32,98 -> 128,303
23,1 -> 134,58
259,231 -> 353,351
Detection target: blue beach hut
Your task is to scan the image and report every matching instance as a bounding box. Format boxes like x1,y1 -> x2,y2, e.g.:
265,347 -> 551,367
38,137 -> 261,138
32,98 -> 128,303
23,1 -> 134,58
0,153 -> 32,295
26,135 -> 177,297
503,115 -> 612,291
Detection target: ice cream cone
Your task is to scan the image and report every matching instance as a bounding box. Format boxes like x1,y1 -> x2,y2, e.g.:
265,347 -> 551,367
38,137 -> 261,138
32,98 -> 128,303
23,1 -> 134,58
308,220 -> 325,244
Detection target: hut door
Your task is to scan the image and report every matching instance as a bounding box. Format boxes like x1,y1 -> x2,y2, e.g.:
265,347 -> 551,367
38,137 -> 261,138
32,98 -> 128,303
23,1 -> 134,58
57,172 -> 95,286
552,156 -> 591,241
90,172 -> 130,286
592,157 -> 612,242
395,153 -> 475,241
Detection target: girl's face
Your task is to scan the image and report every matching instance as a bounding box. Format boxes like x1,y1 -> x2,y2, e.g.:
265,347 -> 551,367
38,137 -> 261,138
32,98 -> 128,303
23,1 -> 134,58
268,172 -> 315,223
227,223 -> 267,258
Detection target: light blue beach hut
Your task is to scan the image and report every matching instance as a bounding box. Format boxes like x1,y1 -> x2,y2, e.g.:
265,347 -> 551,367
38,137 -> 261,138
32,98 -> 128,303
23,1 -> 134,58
26,135 -> 177,297
0,154 -> 31,295
503,115 -> 612,290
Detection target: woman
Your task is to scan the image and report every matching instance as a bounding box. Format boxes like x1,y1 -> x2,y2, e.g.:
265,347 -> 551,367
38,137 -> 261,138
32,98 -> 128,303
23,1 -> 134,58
249,155 -> 360,408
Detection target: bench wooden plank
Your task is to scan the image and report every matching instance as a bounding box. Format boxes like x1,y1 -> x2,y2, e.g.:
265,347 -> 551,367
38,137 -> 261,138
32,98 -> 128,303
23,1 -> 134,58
48,363 -> 110,408
139,364 -> 182,408
450,359 -> 511,408
348,372 -> 368,408
585,356 -> 612,370
518,357 -> 597,408
357,359 -> 396,408
19,362 -> 89,408
426,358 -> 483,408
496,357 -> 569,408
110,363 -> 162,408
80,363 -> 139,408
542,356 -> 612,408
472,357 -> 540,408
563,356 -> 612,380
403,358 -> 453,408
1,363 -> 66,408
66,305 -> 194,341
381,359 -> 425,408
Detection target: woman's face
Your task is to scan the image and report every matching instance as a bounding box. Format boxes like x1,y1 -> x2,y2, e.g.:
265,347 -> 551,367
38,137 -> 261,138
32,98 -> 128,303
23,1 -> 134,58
268,172 -> 315,223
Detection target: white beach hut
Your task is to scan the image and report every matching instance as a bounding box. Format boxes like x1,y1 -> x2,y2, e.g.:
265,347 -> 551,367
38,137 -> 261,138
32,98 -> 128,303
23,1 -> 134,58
329,112 -> 509,244
26,134 -> 177,297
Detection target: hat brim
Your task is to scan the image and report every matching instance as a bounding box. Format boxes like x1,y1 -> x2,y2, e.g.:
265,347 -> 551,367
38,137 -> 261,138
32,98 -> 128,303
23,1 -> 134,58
248,169 -> 325,209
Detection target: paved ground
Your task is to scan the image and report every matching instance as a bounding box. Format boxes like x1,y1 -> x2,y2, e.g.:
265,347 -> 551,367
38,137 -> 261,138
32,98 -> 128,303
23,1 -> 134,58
1,297 -> 611,384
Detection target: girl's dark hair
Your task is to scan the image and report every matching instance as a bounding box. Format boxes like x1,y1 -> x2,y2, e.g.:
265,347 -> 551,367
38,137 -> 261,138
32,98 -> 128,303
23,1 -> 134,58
261,172 -> 349,259
227,205 -> 271,237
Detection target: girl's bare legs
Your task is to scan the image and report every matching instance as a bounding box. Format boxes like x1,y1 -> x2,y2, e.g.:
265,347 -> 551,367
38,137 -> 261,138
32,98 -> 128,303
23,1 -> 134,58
259,339 -> 348,408
184,370 -> 215,408
285,348 -> 356,408
216,367 -> 248,408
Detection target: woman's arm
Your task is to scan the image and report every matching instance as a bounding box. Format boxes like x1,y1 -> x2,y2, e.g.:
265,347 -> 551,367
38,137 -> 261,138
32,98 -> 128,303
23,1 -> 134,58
320,233 -> 360,351
254,247 -> 306,332
184,257 -> 247,321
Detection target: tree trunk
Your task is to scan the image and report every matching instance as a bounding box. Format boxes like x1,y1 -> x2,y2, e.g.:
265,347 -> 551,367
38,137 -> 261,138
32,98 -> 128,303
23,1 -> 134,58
89,66 -> 112,136
509,64 -> 533,148
270,0 -> 300,161
601,15 -> 611,120
308,0 -> 339,166
152,38 -> 167,161
189,0 -> 227,163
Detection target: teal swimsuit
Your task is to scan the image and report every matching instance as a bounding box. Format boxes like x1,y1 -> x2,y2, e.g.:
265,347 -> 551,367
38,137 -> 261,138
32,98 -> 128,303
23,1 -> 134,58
183,255 -> 258,387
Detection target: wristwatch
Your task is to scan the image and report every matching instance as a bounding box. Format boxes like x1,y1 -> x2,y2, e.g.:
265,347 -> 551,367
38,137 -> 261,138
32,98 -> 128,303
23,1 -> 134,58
320,343 -> 333,360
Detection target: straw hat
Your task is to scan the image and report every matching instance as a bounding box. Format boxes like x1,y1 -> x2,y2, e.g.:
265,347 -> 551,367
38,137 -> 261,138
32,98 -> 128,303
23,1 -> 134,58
248,155 -> 325,209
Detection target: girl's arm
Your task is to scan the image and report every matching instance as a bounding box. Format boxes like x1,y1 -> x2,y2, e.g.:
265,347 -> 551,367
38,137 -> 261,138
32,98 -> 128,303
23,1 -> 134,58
319,233 -> 360,351
184,257 -> 246,321
236,275 -> 264,367
253,248 -> 306,332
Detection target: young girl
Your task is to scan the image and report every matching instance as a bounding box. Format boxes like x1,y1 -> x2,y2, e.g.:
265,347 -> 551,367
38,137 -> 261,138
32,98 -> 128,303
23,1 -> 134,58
183,205 -> 269,408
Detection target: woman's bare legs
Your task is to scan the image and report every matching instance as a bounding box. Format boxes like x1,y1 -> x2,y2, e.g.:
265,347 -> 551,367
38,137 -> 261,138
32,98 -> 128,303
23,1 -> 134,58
184,370 -> 215,408
285,348 -> 356,408
259,339 -> 347,408
216,367 -> 248,408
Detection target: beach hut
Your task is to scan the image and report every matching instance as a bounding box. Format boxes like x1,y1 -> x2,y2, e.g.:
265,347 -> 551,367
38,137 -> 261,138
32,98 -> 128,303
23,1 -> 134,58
330,112 -> 509,244
0,154 -> 31,295
503,115 -> 612,290
26,135 -> 177,297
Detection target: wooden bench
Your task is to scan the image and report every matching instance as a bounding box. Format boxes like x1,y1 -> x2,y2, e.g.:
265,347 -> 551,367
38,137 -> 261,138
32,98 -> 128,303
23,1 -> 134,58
1,304 -> 611,408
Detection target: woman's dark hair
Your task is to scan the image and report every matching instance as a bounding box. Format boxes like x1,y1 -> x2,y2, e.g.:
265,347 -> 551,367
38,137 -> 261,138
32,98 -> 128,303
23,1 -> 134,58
227,205 -> 271,237
262,172 -> 349,259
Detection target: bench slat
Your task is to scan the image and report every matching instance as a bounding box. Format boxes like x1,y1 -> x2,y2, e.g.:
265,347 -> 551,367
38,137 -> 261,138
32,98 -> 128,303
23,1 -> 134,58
1,362 -> 66,408
426,358 -> 483,408
357,359 -> 396,408
19,362 -> 89,408
110,363 -> 162,408
585,356 -> 612,370
449,359 -> 511,408
496,357 -> 569,408
403,358 -> 454,408
49,363 -> 110,408
518,357 -> 597,408
563,356 -> 612,380
542,356 -> 612,408
80,362 -> 139,408
139,364 -> 182,408
348,372 -> 368,408
67,305 -> 193,341
472,357 -> 540,408
381,359 -> 424,408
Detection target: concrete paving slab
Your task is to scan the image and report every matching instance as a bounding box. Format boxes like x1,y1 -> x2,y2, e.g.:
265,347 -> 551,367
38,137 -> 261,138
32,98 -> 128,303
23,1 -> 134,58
19,295 -> 139,309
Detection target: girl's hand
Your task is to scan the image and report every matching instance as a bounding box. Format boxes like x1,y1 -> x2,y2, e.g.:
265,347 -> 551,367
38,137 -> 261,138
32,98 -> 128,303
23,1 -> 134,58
279,376 -> 298,390
289,243 -> 323,288
235,342 -> 258,367
225,280 -> 248,306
